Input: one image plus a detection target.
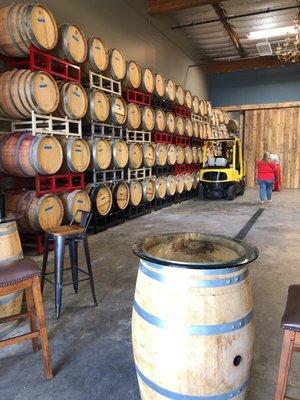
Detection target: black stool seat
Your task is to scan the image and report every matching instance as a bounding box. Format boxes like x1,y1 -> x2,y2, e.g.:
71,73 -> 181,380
0,258 -> 40,287
281,284 -> 300,332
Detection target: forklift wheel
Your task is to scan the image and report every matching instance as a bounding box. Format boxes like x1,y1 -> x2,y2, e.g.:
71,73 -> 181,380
227,185 -> 236,201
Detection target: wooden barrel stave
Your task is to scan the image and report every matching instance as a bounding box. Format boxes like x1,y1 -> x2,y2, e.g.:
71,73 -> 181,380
106,48 -> 126,81
86,183 -> 113,216
142,143 -> 156,167
60,137 -> 90,173
155,143 -> 167,166
82,36 -> 108,75
129,180 -> 143,206
55,81 -> 88,119
128,142 -> 143,169
127,103 -> 141,130
166,174 -> 176,196
124,60 -> 142,90
55,23 -> 87,64
155,176 -> 167,199
141,106 -> 155,132
166,144 -> 176,166
176,174 -> 185,193
112,181 -> 130,210
164,79 -> 176,102
111,140 -> 129,168
108,95 -> 127,125
142,179 -> 156,202
140,68 -> 154,94
154,109 -> 166,132
60,190 -> 91,223
154,73 -> 165,97
86,137 -> 112,170
86,89 -> 109,123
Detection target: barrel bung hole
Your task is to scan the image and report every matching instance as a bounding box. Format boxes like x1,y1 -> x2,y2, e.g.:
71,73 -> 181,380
233,355 -> 242,367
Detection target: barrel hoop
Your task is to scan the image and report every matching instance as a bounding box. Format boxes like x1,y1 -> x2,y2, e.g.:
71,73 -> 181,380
15,69 -> 32,117
140,259 -> 242,276
9,4 -> 28,56
139,263 -> 249,288
135,366 -> 249,400
8,70 -> 27,118
133,299 -> 253,335
15,132 -> 30,176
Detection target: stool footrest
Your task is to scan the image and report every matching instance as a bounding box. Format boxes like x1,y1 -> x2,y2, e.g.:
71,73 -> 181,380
0,331 -> 39,349
0,312 -> 30,324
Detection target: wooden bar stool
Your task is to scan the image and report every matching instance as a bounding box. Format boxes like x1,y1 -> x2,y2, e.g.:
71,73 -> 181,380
274,284 -> 300,400
41,210 -> 97,319
0,258 -> 53,380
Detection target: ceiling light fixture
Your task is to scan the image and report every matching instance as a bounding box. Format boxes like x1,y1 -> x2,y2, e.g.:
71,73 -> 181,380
248,25 -> 297,40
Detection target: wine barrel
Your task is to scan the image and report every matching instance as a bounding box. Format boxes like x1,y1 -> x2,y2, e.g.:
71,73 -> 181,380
199,100 -> 206,116
55,23 -> 87,64
86,184 -> 113,216
127,103 -> 141,130
184,172 -> 193,191
192,171 -> 199,189
206,124 -> 213,139
55,81 -> 87,119
0,221 -> 23,264
154,109 -> 166,132
164,79 -> 176,102
108,95 -> 127,125
112,181 -> 130,210
154,73 -> 165,97
124,60 -> 142,90
198,122 -> 203,139
7,191 -> 63,233
185,146 -> 193,164
0,70 -> 59,119
142,179 -> 156,202
141,106 -> 155,132
175,85 -> 184,106
86,89 -> 109,123
0,132 -> 63,177
155,143 -> 167,166
197,147 -> 203,164
176,146 -> 185,165
192,146 -> 198,164
111,140 -> 129,168
82,37 -> 108,75
207,101 -> 213,117
192,96 -> 200,114
60,190 -> 91,223
202,123 -> 208,140
155,176 -> 167,199
142,143 -> 156,167
128,143 -> 143,169
185,118 -> 193,138
176,174 -> 185,193
193,121 -> 199,138
86,138 -> 112,170
166,175 -> 176,196
166,144 -> 176,166
0,3 -> 58,57
60,137 -> 90,173
184,90 -> 192,109
165,112 -> 175,134
140,68 -> 154,94
132,234 -> 256,400
227,119 -> 240,134
175,116 -> 184,136
106,48 -> 126,81
129,180 -> 143,207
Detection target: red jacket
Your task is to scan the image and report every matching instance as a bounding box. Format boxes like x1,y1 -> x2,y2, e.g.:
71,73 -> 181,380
257,160 -> 276,181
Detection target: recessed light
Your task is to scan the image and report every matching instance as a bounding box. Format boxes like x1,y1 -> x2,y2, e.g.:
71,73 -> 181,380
248,25 -> 297,39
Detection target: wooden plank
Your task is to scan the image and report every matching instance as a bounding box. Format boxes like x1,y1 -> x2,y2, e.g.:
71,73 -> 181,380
220,101 -> 300,112
148,0 -> 228,15
205,56 -> 292,74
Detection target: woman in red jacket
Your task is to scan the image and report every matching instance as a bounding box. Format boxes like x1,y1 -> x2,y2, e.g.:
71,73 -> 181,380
256,152 -> 276,204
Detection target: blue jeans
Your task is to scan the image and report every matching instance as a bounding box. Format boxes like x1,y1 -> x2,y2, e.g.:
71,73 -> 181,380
258,179 -> 274,201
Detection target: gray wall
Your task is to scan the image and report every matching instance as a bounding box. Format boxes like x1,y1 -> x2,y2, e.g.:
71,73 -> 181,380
17,0 -> 207,98
208,64 -> 300,107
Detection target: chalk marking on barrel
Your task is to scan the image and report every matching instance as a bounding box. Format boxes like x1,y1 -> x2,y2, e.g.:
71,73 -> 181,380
133,300 -> 253,335
135,366 -> 249,400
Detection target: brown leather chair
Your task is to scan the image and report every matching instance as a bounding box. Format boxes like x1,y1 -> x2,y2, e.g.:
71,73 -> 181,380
0,258 -> 53,380
274,285 -> 300,400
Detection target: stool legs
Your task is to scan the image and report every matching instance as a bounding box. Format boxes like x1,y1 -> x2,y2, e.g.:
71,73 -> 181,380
25,287 -> 39,353
83,235 -> 97,306
54,236 -> 65,319
41,233 -> 49,293
69,239 -> 78,293
274,329 -> 295,400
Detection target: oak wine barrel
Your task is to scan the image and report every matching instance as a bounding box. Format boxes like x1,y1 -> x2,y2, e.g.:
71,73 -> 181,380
0,221 -> 23,265
86,137 -> 112,170
140,68 -> 154,94
176,146 -> 185,165
202,123 -> 208,140
164,79 -> 176,102
7,191 -> 63,233
60,137 -> 90,173
166,174 -> 176,196
141,106 -> 155,132
111,140 -> 129,168
60,190 -> 91,223
185,118 -> 193,137
199,100 -> 206,116
175,116 -> 184,136
154,109 -> 166,132
184,146 -> 193,164
0,290 -> 23,339
82,37 -> 108,75
154,73 -> 165,97
106,48 -> 126,81
128,143 -> 143,169
198,122 -> 203,139
142,143 -> 156,167
184,90 -> 192,109
206,124 -> 213,139
166,144 -> 176,166
124,60 -> 142,90
55,81 -> 87,119
112,181 -> 130,210
155,176 -> 167,199
142,179 -> 155,202
0,3 -> 58,57
197,147 -> 203,164
127,103 -> 142,130
0,132 -> 63,177
86,183 -> 113,216
55,23 -> 87,64
176,173 -> 185,193
175,85 -> 185,106
192,146 -> 198,164
192,96 -> 200,114
193,121 -> 199,138
192,171 -> 199,189
86,89 -> 110,123
184,172 -> 193,191
0,69 -> 59,119
155,143 -> 167,166
129,180 -> 143,207
165,112 -> 175,134
108,95 -> 127,125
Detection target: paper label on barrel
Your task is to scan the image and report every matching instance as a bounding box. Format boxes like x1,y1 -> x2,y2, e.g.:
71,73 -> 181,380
37,17 -> 46,23
75,149 -> 82,152
95,46 -> 101,50
43,145 -> 53,150
39,84 -> 48,88
72,35 -> 79,42
77,200 -> 84,203
45,206 -> 53,212
73,91 -> 80,97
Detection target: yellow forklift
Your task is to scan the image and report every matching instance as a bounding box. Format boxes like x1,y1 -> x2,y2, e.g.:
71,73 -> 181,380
199,136 -> 245,200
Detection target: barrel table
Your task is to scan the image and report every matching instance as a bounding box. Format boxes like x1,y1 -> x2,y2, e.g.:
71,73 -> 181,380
132,232 -> 259,400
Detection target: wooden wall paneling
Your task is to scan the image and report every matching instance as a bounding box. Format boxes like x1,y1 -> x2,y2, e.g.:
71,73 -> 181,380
296,109 -> 300,188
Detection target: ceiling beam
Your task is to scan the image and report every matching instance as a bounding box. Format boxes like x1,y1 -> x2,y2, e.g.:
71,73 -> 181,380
212,3 -> 245,58
148,0 -> 229,15
205,56 -> 293,74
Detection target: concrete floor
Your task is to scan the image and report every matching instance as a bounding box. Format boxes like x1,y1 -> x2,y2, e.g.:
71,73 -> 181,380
1,188 -> 300,400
